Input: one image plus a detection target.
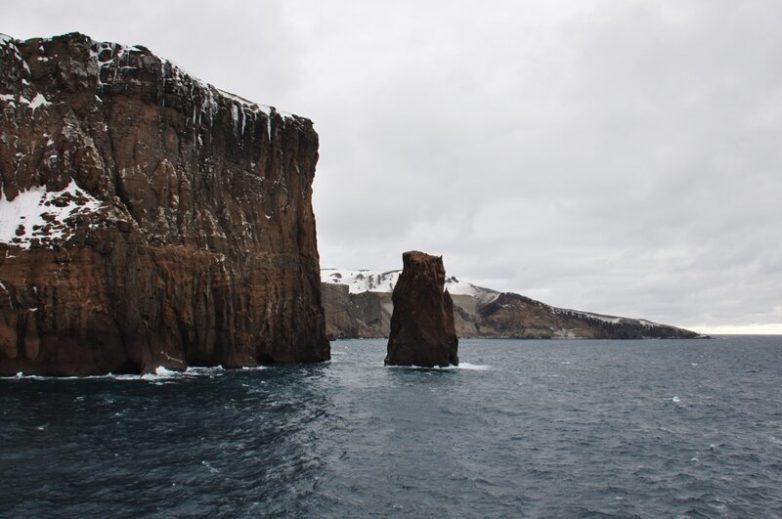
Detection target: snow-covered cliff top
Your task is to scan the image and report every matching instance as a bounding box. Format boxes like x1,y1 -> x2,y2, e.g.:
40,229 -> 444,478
321,268 -> 497,298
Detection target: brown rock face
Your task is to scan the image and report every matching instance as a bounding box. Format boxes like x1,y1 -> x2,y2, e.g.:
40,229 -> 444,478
385,251 -> 458,367
321,283 -> 392,339
0,33 -> 329,375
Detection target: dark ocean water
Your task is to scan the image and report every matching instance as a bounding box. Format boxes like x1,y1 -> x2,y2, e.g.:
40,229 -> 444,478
1,336 -> 781,518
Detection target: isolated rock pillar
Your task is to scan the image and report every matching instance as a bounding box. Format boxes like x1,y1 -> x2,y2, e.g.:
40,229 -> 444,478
385,251 -> 458,367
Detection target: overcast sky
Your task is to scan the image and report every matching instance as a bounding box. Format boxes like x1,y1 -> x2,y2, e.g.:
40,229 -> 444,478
4,1 -> 781,333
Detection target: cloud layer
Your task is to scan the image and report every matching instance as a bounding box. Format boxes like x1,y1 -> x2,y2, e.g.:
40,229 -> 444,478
4,0 -> 781,332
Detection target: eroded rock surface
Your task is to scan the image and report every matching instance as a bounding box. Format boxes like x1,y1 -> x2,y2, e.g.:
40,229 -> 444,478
0,32 -> 329,375
385,251 -> 458,367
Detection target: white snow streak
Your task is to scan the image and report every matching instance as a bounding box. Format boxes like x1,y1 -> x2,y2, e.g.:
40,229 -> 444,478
320,268 -> 489,296
0,180 -> 103,249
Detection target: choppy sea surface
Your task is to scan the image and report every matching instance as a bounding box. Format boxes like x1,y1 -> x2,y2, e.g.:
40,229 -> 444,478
2,336 -> 781,518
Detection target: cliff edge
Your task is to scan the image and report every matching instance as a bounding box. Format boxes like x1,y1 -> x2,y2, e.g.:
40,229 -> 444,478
0,33 -> 329,375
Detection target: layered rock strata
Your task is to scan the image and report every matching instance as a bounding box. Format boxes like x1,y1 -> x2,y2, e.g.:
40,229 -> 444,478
0,33 -> 329,375
385,251 -> 459,367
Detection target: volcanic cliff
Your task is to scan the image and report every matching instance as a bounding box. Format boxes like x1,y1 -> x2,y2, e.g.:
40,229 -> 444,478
0,33 -> 329,375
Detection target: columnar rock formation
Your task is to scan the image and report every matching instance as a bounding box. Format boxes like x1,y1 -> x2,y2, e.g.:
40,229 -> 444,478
385,251 -> 459,367
0,33 -> 329,375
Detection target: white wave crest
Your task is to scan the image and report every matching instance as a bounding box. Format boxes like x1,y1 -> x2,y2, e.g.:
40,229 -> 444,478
5,364 -> 234,381
386,362 -> 491,371
456,362 -> 492,371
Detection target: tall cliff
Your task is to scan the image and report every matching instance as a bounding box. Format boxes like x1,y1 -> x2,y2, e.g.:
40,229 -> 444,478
0,33 -> 329,375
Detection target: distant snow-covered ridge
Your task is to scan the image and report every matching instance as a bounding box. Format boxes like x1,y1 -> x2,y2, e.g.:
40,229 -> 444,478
320,269 -> 702,339
0,180 -> 104,249
553,307 -> 664,328
321,268 -> 498,299
321,269 -> 669,330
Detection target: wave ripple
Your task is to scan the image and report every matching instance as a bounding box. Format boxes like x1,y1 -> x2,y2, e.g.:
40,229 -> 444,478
2,336 -> 781,518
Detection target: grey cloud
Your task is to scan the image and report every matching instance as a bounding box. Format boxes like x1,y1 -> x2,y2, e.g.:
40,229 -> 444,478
3,0 -> 780,331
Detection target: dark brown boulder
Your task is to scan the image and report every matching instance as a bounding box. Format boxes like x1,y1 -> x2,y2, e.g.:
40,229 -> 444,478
0,33 -> 329,375
385,251 -> 458,367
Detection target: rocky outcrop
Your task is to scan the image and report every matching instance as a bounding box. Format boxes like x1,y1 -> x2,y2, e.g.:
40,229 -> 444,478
321,283 -> 392,339
385,251 -> 459,367
322,276 -> 703,340
0,33 -> 329,375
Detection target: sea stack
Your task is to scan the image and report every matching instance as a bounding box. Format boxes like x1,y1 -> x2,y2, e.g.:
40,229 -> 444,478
385,251 -> 459,367
0,33 -> 329,375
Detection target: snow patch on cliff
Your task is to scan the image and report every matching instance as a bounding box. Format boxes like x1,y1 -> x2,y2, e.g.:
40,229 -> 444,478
1,93 -> 50,111
29,93 -> 49,109
575,312 -> 623,325
0,180 -> 103,249
86,36 -> 293,130
0,34 -> 30,74
218,88 -> 273,116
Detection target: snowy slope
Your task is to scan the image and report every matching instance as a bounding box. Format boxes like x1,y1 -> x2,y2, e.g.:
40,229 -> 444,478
0,180 -> 103,249
552,308 -> 665,328
321,268 -> 498,299
321,269 -> 400,294
321,269 -> 700,338
321,269 -> 673,330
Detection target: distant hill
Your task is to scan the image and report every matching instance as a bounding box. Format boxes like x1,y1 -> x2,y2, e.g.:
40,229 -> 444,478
321,269 -> 704,340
